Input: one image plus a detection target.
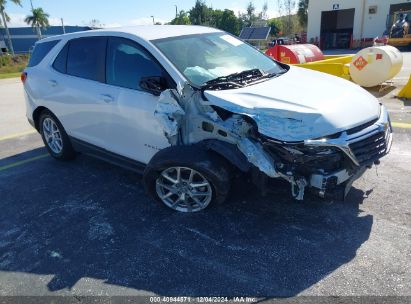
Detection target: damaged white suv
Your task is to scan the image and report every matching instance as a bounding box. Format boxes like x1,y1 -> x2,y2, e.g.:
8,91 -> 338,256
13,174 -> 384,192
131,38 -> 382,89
23,26 -> 392,212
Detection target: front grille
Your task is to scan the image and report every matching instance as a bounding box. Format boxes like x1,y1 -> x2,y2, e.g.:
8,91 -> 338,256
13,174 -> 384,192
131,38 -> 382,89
315,119 -> 378,140
349,131 -> 388,165
346,118 -> 378,135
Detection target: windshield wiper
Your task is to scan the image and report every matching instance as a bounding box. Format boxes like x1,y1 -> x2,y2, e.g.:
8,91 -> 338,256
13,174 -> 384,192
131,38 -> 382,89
202,68 -> 287,91
203,69 -> 262,89
263,69 -> 288,78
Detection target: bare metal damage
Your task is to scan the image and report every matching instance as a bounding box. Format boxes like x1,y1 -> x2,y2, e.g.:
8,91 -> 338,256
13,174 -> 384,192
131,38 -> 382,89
154,83 -> 391,201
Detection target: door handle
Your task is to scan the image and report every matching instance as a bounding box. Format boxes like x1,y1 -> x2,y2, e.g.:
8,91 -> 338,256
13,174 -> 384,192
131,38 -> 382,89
48,80 -> 57,87
101,94 -> 114,103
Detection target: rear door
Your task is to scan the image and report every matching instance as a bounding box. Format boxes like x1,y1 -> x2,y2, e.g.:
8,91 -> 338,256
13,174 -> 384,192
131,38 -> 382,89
49,36 -> 112,148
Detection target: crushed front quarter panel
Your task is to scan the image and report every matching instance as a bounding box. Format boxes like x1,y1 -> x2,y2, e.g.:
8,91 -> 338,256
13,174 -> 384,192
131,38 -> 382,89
154,90 -> 185,145
155,85 -> 281,177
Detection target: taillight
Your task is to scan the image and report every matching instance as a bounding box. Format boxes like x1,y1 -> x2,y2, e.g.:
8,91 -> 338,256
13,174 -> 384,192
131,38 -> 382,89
21,72 -> 27,83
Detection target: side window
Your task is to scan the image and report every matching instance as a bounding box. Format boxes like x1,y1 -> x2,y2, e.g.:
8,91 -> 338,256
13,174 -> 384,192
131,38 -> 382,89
27,40 -> 60,67
66,37 -> 106,82
106,37 -> 163,90
53,43 -> 68,74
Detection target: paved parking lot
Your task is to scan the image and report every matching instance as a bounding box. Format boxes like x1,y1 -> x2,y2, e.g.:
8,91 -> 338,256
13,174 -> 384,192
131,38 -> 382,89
0,61 -> 410,298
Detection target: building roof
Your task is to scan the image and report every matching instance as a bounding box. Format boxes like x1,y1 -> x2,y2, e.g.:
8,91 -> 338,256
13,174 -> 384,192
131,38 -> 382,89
0,26 -> 94,53
0,26 -> 93,36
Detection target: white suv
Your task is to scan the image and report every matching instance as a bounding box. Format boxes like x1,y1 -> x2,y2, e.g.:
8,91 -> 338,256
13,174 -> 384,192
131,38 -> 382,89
23,26 -> 392,212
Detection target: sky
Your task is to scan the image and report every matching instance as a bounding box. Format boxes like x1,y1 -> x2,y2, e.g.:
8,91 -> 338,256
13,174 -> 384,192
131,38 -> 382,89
4,0 -> 282,28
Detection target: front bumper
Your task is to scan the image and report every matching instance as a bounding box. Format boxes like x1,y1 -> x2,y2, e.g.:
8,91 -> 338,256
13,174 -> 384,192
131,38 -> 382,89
305,104 -> 393,167
253,104 -> 392,201
305,104 -> 392,198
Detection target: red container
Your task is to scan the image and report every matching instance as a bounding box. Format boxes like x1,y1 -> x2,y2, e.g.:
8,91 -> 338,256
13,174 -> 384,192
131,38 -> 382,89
265,44 -> 324,64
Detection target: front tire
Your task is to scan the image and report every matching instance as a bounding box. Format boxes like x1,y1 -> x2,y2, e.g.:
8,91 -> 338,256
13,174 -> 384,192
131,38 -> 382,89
39,110 -> 76,160
143,146 -> 231,212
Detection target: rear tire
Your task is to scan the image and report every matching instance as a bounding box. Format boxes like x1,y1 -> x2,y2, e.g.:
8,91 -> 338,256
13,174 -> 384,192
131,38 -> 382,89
143,146 -> 231,212
39,110 -> 76,160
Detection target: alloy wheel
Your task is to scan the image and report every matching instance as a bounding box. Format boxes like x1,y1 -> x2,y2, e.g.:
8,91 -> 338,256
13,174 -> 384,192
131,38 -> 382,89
155,167 -> 213,212
42,117 -> 63,154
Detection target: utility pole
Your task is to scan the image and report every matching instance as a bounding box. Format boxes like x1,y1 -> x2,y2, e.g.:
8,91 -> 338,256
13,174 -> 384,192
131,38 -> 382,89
174,5 -> 178,19
61,18 -> 66,34
151,16 -> 155,25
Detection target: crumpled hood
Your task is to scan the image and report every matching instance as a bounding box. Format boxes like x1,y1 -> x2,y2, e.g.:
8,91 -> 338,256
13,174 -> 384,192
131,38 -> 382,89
204,66 -> 380,141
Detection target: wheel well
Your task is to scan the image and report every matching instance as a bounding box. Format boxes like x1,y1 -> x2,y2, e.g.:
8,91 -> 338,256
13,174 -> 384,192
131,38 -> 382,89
32,106 -> 48,131
199,140 -> 251,173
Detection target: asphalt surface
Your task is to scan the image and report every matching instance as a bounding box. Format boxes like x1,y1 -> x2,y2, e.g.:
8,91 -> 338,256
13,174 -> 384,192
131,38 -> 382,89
0,55 -> 411,298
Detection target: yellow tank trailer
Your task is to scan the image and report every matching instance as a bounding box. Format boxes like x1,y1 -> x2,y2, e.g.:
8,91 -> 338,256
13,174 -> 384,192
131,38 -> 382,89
294,55 -> 354,81
397,75 -> 411,99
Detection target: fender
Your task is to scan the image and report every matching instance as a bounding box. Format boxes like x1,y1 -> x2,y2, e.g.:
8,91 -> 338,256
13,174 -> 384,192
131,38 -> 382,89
199,139 -> 251,172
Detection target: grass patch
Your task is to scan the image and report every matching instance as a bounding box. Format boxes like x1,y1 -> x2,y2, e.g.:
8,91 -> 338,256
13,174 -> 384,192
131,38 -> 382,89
0,72 -> 21,79
0,54 -> 29,78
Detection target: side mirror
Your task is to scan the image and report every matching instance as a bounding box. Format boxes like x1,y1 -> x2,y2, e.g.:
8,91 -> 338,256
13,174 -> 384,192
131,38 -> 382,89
140,76 -> 167,96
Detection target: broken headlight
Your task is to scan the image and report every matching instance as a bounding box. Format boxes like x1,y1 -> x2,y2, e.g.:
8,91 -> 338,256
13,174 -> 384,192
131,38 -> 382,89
263,141 -> 344,174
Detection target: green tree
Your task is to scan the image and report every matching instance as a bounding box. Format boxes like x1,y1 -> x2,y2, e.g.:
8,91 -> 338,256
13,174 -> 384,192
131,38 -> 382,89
0,0 -> 22,55
187,2 -> 241,35
0,6 -> 9,27
208,8 -> 222,27
25,7 -> 49,40
214,9 -> 240,35
221,9 -> 241,35
260,2 -> 268,20
297,0 -> 308,28
183,1 -> 242,35
189,0 -> 210,25
238,1 -> 258,27
170,10 -> 191,25
245,1 -> 256,25
267,18 -> 281,36
283,0 -> 296,35
88,19 -> 104,28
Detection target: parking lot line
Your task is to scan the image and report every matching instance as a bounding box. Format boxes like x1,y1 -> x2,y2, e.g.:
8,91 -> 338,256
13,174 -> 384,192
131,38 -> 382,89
0,154 -> 49,172
0,130 -> 37,142
392,122 -> 411,129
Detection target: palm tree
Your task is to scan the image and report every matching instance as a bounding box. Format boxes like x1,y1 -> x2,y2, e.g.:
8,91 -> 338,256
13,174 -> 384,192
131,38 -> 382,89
25,7 -> 49,40
0,0 -> 22,56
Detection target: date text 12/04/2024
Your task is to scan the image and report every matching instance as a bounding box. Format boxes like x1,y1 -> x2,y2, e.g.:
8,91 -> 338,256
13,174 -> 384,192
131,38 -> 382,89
149,297 -> 257,303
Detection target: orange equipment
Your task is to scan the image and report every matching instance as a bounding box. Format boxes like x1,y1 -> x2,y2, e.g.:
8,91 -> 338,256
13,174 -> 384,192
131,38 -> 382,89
265,44 -> 324,64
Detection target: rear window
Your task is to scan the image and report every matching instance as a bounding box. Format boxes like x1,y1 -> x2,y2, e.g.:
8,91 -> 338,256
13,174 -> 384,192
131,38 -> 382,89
53,43 -> 68,74
27,40 -> 60,67
66,37 -> 106,82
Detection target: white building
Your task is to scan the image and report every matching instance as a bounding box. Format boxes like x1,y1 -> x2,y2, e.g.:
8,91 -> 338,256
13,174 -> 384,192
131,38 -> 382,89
307,0 -> 411,49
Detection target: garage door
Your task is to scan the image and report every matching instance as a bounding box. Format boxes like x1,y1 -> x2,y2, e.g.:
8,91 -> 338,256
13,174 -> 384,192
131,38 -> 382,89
321,8 -> 355,49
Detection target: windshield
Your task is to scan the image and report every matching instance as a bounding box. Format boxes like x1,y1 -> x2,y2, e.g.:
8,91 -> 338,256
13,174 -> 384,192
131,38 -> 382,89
152,33 -> 284,87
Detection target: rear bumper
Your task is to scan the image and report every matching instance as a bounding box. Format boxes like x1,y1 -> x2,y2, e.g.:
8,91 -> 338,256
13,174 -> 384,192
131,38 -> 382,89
24,88 -> 37,125
27,118 -> 35,129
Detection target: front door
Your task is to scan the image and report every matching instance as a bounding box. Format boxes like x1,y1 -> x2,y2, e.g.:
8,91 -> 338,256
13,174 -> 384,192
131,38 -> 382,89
102,37 -> 170,164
